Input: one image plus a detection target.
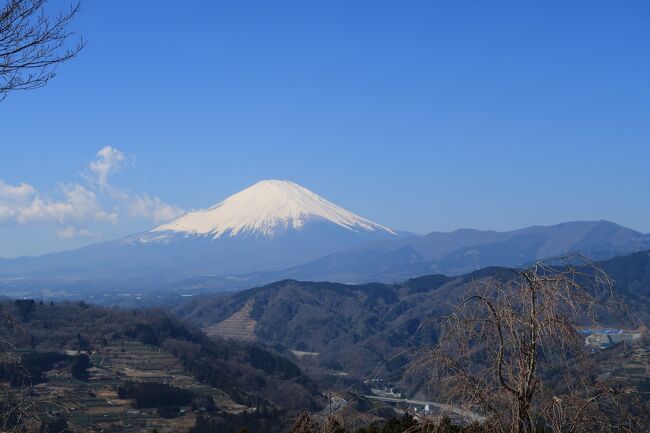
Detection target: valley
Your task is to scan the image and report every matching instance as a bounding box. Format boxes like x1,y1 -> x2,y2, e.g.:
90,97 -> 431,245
175,250 -> 650,384
2,249 -> 650,432
2,2 -> 648,431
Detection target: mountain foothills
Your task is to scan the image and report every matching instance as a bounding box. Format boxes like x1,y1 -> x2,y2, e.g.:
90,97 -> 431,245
173,250 -> 650,386
0,299 -> 323,432
1,180 -> 649,299
2,250 -> 649,432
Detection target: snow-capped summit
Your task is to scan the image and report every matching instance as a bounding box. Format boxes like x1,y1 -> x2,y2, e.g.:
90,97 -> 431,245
152,179 -> 396,239
11,180 -> 399,280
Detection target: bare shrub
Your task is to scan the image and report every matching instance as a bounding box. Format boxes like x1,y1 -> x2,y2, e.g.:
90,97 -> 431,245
415,256 -> 643,433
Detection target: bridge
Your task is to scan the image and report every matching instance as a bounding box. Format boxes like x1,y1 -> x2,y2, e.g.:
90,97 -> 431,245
363,395 -> 486,424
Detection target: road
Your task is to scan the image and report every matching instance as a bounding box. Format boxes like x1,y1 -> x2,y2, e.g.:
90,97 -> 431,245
363,395 -> 485,424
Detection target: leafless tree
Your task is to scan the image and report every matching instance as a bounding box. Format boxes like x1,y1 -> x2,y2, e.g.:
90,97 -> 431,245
289,411 -> 319,433
1,0 -> 84,101
415,257 -> 644,433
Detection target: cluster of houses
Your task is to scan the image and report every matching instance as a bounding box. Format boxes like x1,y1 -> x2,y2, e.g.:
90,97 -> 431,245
364,378 -> 404,399
581,327 -> 643,350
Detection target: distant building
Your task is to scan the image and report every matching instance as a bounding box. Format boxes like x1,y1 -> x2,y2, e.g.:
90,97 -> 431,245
584,330 -> 642,350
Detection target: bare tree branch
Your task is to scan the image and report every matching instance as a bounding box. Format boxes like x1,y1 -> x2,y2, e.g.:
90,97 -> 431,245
0,0 -> 84,101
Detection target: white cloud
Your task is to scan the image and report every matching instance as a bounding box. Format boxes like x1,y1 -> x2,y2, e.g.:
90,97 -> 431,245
0,182 -> 118,226
0,203 -> 16,222
57,226 -> 99,239
127,194 -> 185,223
88,146 -> 131,188
0,146 -> 184,238
86,146 -> 183,223
0,180 -> 36,202
57,226 -> 76,239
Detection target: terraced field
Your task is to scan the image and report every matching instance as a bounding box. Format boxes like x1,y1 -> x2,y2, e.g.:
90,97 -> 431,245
203,299 -> 257,341
8,340 -> 248,433
598,342 -> 650,394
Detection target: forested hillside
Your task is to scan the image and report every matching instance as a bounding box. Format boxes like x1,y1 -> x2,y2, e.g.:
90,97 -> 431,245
174,251 -> 650,383
0,300 -> 323,432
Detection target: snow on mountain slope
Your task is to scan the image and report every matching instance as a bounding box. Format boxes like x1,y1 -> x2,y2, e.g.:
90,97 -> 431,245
151,179 -> 396,239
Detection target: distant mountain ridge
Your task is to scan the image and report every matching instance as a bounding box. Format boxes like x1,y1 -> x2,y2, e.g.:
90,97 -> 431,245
0,177 -> 648,296
274,220 -> 650,282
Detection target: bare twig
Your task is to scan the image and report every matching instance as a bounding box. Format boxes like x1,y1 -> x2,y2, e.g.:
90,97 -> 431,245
0,0 -> 84,101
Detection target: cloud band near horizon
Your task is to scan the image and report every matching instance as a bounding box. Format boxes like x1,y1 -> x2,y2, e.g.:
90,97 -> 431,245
0,146 -> 184,238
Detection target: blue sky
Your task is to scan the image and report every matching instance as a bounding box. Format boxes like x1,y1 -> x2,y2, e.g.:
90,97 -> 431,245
1,0 -> 649,257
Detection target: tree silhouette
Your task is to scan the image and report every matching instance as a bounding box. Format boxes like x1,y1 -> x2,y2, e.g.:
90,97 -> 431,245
419,257 -> 642,433
1,0 -> 84,101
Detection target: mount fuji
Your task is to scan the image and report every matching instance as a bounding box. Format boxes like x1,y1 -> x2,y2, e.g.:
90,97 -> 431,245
143,179 -> 395,241
2,180 -> 649,301
0,180 -> 399,284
